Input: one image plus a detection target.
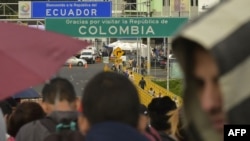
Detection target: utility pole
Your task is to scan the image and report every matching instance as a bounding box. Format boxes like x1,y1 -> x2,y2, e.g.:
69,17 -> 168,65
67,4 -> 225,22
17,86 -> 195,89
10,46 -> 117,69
147,0 -> 151,75
163,38 -> 166,57
166,38 -> 171,90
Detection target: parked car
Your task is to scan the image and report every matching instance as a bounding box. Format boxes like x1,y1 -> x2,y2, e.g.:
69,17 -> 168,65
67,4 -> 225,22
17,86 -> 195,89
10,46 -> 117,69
149,56 -> 168,68
65,56 -> 87,66
159,55 -> 176,69
151,58 -> 161,68
80,49 -> 98,64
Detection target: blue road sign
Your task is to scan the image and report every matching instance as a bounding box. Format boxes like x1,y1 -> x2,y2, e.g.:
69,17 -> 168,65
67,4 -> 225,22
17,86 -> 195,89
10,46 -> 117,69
31,1 -> 112,18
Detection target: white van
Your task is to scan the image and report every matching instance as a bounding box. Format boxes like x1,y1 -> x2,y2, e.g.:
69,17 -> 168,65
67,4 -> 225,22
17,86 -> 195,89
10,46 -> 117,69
80,49 -> 97,64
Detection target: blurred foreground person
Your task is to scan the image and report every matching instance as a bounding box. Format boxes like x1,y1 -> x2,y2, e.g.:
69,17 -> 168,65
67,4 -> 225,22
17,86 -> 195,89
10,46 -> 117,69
172,0 -> 250,141
0,109 -> 7,141
0,98 -> 15,141
167,107 -> 187,141
7,102 -> 45,138
138,104 -> 161,141
78,72 -> 149,141
148,96 -> 177,141
16,77 -> 81,141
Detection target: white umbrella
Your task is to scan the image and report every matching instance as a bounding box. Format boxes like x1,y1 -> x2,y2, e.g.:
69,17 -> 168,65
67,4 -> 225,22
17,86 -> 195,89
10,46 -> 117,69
107,40 -> 122,47
108,41 -> 133,51
130,42 -> 148,49
108,41 -> 152,57
130,42 -> 149,57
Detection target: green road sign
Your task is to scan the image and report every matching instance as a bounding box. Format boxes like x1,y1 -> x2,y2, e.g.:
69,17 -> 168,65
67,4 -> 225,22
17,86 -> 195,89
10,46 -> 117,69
45,17 -> 188,37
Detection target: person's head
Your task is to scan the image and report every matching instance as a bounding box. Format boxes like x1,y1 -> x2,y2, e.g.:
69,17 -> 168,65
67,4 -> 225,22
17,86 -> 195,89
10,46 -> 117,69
138,104 -> 149,132
78,72 -> 140,135
41,77 -> 77,114
7,101 -> 45,137
141,77 -> 144,80
173,39 -> 225,139
148,96 -> 177,132
193,47 -> 224,134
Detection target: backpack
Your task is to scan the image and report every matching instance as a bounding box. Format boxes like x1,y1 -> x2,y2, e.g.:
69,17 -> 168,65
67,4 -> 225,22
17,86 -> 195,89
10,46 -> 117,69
40,117 -> 85,141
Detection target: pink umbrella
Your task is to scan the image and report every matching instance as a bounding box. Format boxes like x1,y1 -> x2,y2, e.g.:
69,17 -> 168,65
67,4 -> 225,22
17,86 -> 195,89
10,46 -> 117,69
0,22 -> 90,100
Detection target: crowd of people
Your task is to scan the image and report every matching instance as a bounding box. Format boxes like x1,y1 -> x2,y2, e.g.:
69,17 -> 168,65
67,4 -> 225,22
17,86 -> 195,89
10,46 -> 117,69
0,72 -> 184,141
1,0 -> 249,141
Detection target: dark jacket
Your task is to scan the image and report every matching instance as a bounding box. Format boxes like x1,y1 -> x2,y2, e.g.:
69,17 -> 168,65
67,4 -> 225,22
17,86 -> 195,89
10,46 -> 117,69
85,122 -> 149,141
15,111 -> 78,141
139,79 -> 146,89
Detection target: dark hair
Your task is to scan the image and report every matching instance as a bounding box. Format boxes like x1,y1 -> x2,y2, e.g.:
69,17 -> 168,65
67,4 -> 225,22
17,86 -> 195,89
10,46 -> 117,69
0,101 -> 12,116
42,77 -> 77,104
7,102 -> 45,137
82,72 -> 140,127
148,96 -> 177,131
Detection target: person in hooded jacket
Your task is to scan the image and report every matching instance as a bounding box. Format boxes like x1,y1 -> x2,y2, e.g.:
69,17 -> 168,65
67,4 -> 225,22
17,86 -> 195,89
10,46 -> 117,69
171,0 -> 250,141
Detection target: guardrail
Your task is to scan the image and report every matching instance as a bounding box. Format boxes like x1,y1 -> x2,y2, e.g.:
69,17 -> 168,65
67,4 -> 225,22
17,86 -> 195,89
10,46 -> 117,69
104,65 -> 183,107
133,72 -> 182,107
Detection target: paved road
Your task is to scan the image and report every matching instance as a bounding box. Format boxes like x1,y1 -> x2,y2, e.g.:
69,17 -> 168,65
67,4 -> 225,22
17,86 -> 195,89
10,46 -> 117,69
33,63 -> 106,96
32,63 -> 167,96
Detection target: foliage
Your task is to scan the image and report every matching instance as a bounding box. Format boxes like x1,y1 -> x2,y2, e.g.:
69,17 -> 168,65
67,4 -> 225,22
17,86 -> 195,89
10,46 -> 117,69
153,79 -> 183,97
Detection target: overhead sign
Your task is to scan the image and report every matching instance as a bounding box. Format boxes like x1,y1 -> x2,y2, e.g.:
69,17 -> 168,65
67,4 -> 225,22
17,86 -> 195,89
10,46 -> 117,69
18,1 -> 112,19
45,17 -> 188,37
113,47 -> 124,58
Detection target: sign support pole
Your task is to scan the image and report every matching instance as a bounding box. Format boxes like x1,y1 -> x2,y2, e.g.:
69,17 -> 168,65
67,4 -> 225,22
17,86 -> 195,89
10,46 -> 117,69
163,38 -> 166,56
166,37 -> 170,90
147,0 -> 151,76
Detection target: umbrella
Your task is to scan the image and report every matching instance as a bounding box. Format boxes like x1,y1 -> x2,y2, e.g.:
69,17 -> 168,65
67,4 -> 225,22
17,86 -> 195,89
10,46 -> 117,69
130,42 -> 148,49
13,88 -> 40,99
107,40 -> 122,47
107,40 -> 134,51
0,22 -> 90,100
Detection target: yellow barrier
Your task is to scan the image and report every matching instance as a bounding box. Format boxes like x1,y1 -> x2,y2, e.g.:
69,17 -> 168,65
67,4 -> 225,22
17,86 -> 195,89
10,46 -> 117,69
103,66 -> 183,107
133,72 -> 183,107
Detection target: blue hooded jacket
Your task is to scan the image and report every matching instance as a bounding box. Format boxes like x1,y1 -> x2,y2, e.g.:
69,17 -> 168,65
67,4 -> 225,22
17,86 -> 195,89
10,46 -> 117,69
85,122 -> 149,141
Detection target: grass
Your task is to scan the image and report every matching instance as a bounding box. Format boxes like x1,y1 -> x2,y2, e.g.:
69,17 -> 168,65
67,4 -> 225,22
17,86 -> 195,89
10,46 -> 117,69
152,79 -> 183,97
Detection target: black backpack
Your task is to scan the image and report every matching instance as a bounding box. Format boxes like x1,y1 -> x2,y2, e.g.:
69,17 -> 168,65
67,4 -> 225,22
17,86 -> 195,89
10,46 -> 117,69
40,117 -> 85,141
